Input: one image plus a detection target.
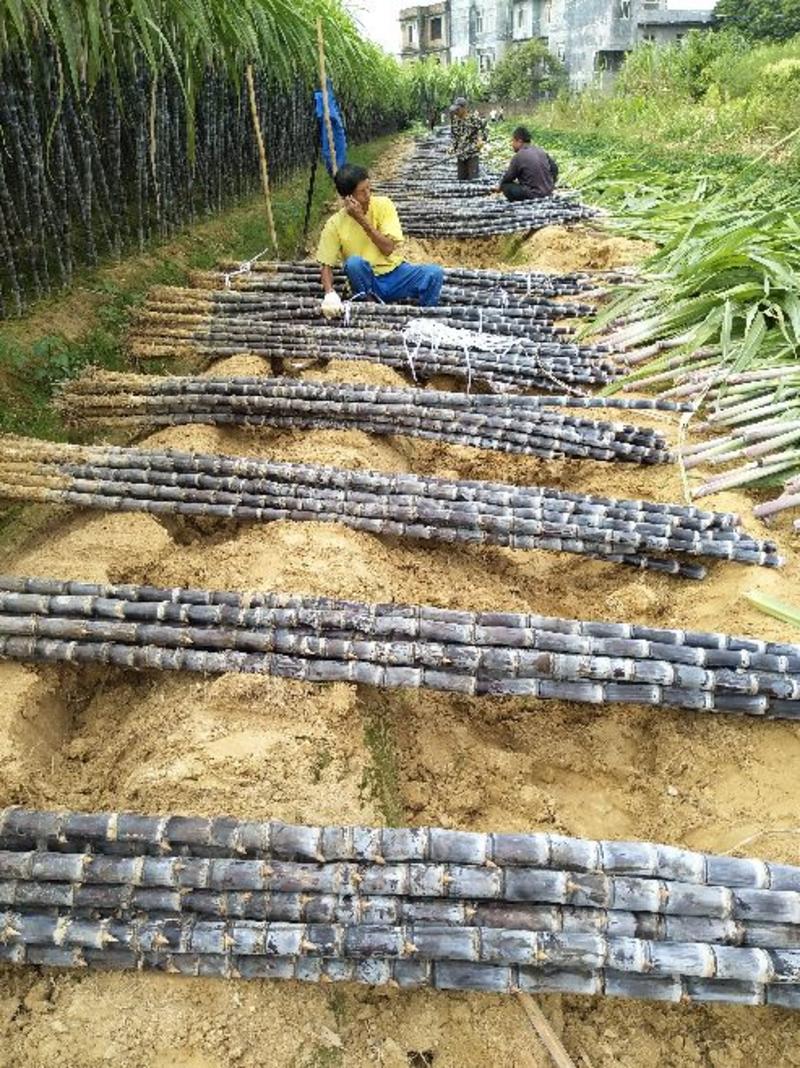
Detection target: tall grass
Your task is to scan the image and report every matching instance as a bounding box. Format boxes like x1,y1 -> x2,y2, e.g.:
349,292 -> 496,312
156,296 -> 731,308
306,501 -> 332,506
540,31 -> 800,162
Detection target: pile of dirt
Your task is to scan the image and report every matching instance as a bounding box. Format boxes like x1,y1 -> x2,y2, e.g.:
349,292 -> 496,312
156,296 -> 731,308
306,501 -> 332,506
405,224 -> 653,274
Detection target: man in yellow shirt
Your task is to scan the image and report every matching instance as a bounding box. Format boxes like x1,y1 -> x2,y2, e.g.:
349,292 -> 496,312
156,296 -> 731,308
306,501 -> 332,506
317,163 -> 444,314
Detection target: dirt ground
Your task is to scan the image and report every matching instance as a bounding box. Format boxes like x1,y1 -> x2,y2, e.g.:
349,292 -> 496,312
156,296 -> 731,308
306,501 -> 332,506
1,177 -> 800,1068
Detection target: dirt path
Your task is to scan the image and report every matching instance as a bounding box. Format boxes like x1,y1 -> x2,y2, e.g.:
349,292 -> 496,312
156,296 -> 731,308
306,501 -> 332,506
1,197 -> 799,1068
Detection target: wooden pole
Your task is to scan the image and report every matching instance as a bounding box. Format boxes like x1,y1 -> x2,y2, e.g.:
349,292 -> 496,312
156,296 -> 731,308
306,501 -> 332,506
517,995 -> 577,1068
299,138 -> 321,257
316,17 -> 338,177
245,64 -> 279,254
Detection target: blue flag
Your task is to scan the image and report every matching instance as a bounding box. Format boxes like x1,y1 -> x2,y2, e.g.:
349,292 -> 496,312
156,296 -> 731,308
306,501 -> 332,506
314,78 -> 347,176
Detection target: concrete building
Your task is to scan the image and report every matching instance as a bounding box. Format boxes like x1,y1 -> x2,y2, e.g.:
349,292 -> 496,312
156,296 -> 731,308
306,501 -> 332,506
448,1 -> 513,71
398,0 -> 713,88
399,3 -> 451,63
638,7 -> 716,46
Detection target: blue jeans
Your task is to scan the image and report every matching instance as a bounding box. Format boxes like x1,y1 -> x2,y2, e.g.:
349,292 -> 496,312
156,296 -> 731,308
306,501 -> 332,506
344,256 -> 444,307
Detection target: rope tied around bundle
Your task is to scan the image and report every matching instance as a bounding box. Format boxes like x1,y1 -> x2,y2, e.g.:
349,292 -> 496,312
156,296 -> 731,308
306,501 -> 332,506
343,291 -> 385,326
223,245 -> 275,290
402,319 -> 478,392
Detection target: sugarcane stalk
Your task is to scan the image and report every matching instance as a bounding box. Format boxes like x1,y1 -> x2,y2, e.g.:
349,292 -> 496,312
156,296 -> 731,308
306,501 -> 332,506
4,573 -> 798,664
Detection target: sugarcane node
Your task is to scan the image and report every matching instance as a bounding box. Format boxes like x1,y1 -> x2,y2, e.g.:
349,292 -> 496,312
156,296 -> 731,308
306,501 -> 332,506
0,924 -> 20,943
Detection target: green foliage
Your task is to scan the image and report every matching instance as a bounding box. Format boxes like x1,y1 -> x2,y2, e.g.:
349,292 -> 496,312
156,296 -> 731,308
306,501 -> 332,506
549,130 -> 800,490
402,57 -> 485,128
488,39 -> 566,102
616,30 -> 749,101
714,0 -> 800,42
0,1 -> 368,91
0,1 -> 414,154
0,135 -> 393,441
537,31 -> 800,159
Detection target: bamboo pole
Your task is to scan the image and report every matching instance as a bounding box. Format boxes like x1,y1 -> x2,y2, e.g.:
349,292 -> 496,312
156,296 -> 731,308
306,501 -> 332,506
316,18 -> 338,177
244,64 -> 278,255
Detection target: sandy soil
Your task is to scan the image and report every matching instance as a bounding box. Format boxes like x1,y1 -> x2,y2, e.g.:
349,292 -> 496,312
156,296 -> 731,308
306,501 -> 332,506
405,225 -> 654,275
1,199 -> 800,1068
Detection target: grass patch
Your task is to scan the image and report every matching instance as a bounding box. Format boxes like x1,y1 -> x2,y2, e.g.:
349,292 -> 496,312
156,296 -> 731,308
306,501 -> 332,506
0,135 -> 399,441
360,698 -> 404,828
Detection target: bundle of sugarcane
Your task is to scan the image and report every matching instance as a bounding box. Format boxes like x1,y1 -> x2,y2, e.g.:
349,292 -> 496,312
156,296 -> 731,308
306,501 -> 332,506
56,374 -> 673,464
754,473 -> 800,531
0,438 -> 777,578
139,287 -> 586,328
129,309 -> 620,392
206,261 -> 604,301
394,196 -> 595,239
377,179 -> 501,201
660,371 -> 800,503
1,804 -> 800,1008
1,574 -> 799,719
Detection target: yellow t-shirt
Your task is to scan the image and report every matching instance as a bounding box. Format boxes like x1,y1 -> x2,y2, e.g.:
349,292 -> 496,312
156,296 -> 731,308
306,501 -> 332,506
316,195 -> 404,276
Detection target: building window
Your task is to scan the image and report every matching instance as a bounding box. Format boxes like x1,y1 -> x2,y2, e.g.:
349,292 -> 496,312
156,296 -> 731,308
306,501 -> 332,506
643,33 -> 655,41
676,33 -> 685,42
595,49 -> 626,71
430,15 -> 443,41
407,24 -> 414,45
618,0 -> 631,18
556,45 -> 565,62
475,9 -> 484,34
544,1 -> 552,27
479,51 -> 493,71
517,7 -> 524,29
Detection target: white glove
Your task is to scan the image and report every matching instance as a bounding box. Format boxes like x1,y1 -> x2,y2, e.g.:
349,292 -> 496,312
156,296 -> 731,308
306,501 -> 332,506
321,290 -> 343,319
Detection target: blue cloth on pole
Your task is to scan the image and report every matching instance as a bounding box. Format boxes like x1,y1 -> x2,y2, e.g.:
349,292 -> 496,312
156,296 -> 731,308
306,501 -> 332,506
315,79 -> 347,175
344,256 -> 444,308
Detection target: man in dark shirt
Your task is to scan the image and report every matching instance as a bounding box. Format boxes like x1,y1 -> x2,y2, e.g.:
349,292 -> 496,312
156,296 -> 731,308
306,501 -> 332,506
496,126 -> 559,202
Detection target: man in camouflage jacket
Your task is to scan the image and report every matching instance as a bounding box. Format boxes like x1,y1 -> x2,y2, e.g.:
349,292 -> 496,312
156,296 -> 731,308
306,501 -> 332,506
450,98 -> 487,181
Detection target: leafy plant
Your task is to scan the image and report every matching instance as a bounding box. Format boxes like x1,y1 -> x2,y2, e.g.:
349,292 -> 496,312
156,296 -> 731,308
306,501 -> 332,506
714,0 -> 800,42
488,39 -> 566,103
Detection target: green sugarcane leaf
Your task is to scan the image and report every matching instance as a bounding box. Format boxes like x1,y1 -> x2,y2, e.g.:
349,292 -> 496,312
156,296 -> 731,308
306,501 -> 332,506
745,592 -> 800,631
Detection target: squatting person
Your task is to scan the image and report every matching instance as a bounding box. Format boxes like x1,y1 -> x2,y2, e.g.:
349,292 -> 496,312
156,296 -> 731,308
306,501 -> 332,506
316,163 -> 444,315
496,126 -> 559,202
450,98 -> 487,182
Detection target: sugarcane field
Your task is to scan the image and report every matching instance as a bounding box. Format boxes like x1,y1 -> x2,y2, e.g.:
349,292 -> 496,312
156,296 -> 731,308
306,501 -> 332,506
3,2 -> 800,1066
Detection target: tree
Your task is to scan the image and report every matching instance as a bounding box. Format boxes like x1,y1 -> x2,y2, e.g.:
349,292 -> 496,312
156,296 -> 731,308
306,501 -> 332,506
488,40 -> 566,103
714,0 -> 800,41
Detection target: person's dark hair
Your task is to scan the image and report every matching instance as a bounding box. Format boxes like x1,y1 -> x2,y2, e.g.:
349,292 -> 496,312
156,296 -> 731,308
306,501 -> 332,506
334,163 -> 369,197
512,126 -> 532,143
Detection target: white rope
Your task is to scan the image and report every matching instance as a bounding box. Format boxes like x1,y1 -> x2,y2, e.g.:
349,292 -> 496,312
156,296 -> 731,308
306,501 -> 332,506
343,290 -> 385,327
402,319 -> 595,400
401,319 -> 521,393
487,286 -> 510,309
223,244 -> 275,290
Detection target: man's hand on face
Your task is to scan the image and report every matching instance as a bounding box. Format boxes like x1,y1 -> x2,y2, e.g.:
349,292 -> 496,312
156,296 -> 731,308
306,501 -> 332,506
344,195 -> 366,222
